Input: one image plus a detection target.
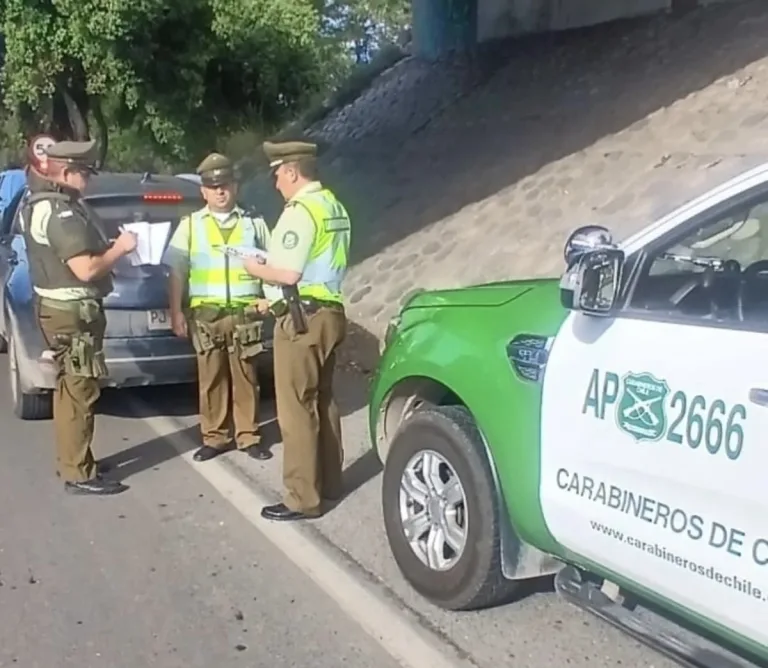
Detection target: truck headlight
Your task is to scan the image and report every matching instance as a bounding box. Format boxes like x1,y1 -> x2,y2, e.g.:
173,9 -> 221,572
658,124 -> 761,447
381,315 -> 401,353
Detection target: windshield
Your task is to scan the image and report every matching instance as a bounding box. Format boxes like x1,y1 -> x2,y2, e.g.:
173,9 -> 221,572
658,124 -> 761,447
651,202 -> 768,276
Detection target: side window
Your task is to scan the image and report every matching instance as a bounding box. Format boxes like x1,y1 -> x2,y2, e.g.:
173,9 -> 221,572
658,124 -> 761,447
627,197 -> 768,330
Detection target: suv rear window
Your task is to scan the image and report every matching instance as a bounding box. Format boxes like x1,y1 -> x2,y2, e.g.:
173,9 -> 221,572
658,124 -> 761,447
88,196 -> 202,235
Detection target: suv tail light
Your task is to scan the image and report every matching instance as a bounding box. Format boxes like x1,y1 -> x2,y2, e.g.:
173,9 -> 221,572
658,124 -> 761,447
143,192 -> 183,202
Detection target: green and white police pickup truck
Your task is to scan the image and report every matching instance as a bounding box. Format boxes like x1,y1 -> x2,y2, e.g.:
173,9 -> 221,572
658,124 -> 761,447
369,159 -> 768,668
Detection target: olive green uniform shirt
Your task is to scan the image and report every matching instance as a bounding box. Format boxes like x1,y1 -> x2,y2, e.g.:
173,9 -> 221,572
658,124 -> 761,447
25,198 -> 105,300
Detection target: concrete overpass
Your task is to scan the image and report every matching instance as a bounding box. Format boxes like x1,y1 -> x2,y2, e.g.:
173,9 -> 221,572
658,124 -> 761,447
412,0 -> 736,58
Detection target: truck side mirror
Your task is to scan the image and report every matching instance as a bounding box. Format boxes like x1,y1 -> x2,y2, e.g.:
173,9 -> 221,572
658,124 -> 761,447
570,248 -> 624,315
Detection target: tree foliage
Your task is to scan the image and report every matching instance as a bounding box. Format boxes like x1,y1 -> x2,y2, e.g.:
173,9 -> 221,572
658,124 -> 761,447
0,0 -> 330,165
0,0 -> 410,169
322,0 -> 410,66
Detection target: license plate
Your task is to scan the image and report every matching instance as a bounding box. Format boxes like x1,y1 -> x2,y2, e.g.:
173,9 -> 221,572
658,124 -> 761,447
147,309 -> 171,330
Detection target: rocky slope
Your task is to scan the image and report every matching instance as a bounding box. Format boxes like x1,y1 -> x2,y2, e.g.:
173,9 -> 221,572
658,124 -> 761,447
243,0 -> 768,364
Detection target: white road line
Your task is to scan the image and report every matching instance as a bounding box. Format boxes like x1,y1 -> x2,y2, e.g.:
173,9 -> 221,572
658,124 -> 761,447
135,407 -> 474,668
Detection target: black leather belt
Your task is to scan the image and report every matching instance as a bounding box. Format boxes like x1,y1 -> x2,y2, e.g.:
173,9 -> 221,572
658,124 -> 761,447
271,297 -> 340,318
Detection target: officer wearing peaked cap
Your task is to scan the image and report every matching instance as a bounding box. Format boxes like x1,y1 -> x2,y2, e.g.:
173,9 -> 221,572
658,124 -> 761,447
263,141 -> 318,168
198,152 -> 234,186
46,139 -> 101,170
242,139 -> 351,522
20,138 -> 138,495
164,151 -> 272,463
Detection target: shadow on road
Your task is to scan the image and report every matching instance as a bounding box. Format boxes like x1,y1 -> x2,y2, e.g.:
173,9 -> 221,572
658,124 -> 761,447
339,449 -> 382,505
98,383 -> 198,418
339,320 -> 382,377
99,424 -> 199,482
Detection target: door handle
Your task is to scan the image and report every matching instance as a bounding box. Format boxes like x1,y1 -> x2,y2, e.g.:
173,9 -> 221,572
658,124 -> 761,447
7,252 -> 18,266
748,388 -> 768,406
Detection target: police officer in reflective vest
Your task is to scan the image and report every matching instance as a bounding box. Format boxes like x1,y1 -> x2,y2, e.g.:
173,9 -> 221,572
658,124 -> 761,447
165,152 -> 272,462
21,139 -> 138,495
243,140 -> 350,521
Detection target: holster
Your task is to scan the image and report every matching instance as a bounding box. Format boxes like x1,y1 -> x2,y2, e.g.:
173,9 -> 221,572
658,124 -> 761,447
282,285 -> 308,335
55,331 -> 108,379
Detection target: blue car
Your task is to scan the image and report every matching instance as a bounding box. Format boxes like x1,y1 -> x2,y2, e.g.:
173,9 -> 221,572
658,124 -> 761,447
0,169 -> 27,219
0,171 -> 274,419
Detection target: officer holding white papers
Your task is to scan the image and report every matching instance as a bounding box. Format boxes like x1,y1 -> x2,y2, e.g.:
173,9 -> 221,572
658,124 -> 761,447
22,139 -> 138,495
164,152 -> 272,462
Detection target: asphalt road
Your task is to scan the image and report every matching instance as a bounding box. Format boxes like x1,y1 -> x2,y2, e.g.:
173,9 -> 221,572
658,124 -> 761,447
0,369 -> 402,668
0,357 -> 688,668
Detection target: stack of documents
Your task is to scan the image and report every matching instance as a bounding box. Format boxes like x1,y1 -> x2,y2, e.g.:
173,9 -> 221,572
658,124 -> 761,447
122,221 -> 172,266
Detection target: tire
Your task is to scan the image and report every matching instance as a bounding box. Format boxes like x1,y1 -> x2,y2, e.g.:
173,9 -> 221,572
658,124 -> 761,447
8,334 -> 52,420
382,405 -> 518,611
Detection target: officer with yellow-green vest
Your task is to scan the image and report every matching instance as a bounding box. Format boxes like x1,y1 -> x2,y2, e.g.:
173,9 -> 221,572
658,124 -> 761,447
243,140 -> 351,522
164,152 -> 272,462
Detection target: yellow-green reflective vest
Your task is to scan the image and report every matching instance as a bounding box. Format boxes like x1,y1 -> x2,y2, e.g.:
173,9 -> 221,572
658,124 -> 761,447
188,209 -> 262,308
290,188 -> 350,304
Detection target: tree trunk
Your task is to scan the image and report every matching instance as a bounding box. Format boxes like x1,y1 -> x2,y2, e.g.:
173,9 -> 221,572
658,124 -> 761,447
61,88 -> 89,140
51,87 -> 87,140
90,96 -> 109,168
51,80 -> 109,167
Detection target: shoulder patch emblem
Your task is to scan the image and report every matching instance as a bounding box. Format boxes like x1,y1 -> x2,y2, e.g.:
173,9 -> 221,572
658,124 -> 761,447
282,230 -> 299,250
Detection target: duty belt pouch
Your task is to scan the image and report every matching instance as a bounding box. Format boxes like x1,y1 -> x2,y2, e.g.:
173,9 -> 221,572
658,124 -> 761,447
62,331 -> 108,379
188,305 -> 222,354
189,319 -> 217,354
234,319 -> 264,359
191,318 -> 216,354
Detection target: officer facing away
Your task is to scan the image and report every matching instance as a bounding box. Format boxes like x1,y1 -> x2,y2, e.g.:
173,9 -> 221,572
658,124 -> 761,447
243,140 -> 351,522
165,152 -> 272,463
21,139 -> 138,495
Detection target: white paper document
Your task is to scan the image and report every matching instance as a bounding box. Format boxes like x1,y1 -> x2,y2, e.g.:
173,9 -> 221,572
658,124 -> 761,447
213,245 -> 269,262
123,221 -> 172,266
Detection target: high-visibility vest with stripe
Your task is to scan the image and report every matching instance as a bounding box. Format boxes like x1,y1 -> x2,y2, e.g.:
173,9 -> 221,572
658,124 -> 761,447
188,209 -> 262,308
289,188 -> 351,304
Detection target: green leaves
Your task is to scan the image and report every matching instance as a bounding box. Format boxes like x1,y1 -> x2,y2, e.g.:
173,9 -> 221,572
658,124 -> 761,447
0,0 -> 409,167
0,0 -> 329,162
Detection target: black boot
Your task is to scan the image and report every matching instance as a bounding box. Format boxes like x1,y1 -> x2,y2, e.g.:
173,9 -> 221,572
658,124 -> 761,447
260,503 -> 313,521
193,445 -> 230,462
243,444 -> 272,461
64,475 -> 128,495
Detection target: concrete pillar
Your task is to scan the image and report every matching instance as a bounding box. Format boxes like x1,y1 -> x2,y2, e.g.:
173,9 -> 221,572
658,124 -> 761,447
411,0 -> 478,59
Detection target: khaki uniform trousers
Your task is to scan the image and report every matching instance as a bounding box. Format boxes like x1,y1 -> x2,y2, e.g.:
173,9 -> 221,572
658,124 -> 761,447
189,311 -> 261,450
37,300 -> 105,483
274,305 -> 347,516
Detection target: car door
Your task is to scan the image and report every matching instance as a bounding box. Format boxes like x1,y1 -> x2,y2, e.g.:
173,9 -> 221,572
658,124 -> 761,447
0,187 -> 25,332
539,195 -> 768,651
